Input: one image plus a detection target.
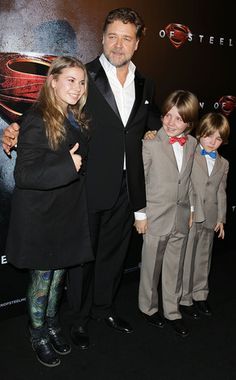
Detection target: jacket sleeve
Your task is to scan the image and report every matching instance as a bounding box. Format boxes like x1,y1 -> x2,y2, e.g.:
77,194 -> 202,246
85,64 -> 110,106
14,113 -> 79,190
145,79 -> 162,133
217,159 -> 229,223
137,139 -> 153,213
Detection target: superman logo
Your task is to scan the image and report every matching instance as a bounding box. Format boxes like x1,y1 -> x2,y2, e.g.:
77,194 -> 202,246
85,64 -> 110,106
165,23 -> 191,49
0,53 -> 56,122
218,95 -> 236,116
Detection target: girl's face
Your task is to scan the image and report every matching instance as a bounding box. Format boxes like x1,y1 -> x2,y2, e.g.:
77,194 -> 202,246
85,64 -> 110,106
51,66 -> 85,111
200,130 -> 223,152
162,106 -> 188,137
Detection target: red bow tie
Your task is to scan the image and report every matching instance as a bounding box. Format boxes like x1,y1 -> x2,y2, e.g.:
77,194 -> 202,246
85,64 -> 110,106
169,136 -> 188,146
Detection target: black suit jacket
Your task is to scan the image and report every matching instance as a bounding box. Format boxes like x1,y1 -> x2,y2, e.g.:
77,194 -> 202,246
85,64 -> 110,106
6,106 -> 93,269
85,57 -> 161,212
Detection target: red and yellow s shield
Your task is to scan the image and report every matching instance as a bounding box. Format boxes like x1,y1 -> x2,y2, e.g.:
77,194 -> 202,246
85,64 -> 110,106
0,53 -> 56,122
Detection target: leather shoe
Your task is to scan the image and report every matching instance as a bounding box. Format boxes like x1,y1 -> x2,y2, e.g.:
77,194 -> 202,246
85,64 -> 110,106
104,315 -> 133,334
142,312 -> 165,328
180,304 -> 200,320
194,300 -> 212,316
70,325 -> 90,350
167,318 -> 189,337
29,325 -> 60,367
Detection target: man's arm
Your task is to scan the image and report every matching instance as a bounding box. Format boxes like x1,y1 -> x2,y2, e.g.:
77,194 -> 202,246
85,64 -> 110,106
2,122 -> 20,155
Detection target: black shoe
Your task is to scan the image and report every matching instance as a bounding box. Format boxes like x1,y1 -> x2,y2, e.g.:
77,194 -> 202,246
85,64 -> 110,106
142,312 -> 165,328
194,300 -> 212,316
48,326 -> 71,355
70,325 -> 90,350
104,315 -> 133,334
180,304 -> 200,320
167,319 -> 189,338
30,326 -> 60,367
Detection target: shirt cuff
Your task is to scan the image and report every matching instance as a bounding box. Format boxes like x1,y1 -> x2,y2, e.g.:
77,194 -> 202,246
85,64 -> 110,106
134,211 -> 147,220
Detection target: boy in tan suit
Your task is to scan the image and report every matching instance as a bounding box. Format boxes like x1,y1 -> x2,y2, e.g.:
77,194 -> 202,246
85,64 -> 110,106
180,113 -> 230,318
135,90 -> 199,337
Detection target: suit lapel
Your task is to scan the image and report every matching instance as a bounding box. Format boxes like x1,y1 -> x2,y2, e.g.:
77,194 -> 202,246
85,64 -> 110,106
126,72 -> 144,125
195,145 -> 209,175
180,138 -> 194,175
210,154 -> 221,177
88,60 -> 121,120
159,128 -> 178,169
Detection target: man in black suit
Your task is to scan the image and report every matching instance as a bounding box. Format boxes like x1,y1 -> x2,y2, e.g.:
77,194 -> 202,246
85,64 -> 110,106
2,8 -> 161,349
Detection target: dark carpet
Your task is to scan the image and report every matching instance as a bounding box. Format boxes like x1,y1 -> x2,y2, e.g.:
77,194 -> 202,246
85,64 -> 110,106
1,241 -> 236,380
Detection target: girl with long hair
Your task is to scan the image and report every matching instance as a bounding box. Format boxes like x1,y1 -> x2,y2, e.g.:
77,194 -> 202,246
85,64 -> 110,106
6,56 -> 93,367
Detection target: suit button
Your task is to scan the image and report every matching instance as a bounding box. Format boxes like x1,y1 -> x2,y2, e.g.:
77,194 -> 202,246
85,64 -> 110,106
124,130 -> 128,134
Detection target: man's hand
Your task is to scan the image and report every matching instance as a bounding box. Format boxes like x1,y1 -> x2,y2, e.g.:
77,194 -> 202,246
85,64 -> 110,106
134,219 -> 148,234
2,122 -> 20,155
144,130 -> 157,140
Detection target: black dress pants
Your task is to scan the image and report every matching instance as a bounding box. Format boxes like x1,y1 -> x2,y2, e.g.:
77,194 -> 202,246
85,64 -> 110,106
67,173 -> 134,325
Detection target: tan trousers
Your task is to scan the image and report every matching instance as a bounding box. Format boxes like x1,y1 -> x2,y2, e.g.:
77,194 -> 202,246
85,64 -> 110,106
181,222 -> 214,306
139,230 -> 188,320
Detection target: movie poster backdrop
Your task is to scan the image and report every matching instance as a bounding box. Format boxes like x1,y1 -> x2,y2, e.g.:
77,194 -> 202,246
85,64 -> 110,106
0,0 -> 235,318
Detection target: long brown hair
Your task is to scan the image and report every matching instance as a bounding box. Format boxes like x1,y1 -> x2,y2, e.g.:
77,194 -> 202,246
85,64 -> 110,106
38,56 -> 88,150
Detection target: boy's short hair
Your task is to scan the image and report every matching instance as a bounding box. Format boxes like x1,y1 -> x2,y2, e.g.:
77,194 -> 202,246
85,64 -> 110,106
162,90 -> 199,133
196,112 -> 230,144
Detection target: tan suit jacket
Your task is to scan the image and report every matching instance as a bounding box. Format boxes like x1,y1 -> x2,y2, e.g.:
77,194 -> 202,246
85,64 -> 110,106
142,127 -> 197,236
181,145 -> 229,304
139,127 -> 197,318
191,145 -> 229,228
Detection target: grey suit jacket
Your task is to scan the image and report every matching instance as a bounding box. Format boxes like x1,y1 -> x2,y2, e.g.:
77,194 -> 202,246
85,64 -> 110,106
191,145 -> 229,228
141,127 -> 197,236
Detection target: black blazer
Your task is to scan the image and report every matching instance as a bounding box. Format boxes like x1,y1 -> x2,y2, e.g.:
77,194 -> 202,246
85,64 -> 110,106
85,57 -> 161,212
6,106 -> 93,269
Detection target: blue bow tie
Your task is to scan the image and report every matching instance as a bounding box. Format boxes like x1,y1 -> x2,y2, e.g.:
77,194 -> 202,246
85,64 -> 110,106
201,149 -> 217,159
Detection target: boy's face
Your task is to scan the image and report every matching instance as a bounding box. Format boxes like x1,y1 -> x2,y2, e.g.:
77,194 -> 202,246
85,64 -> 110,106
162,106 -> 188,137
200,130 -> 223,152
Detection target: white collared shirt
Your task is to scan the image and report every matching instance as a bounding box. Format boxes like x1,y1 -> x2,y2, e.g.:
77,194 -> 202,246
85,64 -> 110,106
200,144 -> 216,175
99,54 -> 136,126
171,139 -> 183,172
99,54 -> 136,170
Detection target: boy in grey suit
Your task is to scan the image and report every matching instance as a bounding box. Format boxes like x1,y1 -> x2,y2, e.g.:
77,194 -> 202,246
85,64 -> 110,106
180,113 -> 230,317
135,90 -> 199,337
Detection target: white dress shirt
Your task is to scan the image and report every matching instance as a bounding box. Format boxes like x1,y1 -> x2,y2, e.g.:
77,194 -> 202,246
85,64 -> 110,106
200,144 -> 216,175
99,54 -> 136,170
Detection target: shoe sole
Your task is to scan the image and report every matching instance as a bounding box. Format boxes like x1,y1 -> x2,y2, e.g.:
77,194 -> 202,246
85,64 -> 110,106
36,355 -> 61,367
147,320 -> 165,328
51,345 -> 72,355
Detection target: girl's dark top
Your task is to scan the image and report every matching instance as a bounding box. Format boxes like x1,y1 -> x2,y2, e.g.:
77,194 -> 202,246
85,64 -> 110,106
6,105 -> 94,270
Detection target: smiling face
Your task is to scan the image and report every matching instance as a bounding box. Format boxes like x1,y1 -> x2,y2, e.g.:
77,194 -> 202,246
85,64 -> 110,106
102,20 -> 139,68
200,130 -> 223,152
162,106 -> 189,137
51,66 -> 85,112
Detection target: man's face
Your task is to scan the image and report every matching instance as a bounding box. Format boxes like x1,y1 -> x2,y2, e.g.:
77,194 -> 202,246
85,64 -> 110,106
102,20 -> 139,68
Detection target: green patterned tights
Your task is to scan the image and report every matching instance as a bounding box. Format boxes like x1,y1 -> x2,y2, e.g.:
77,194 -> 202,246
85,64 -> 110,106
27,269 -> 66,328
